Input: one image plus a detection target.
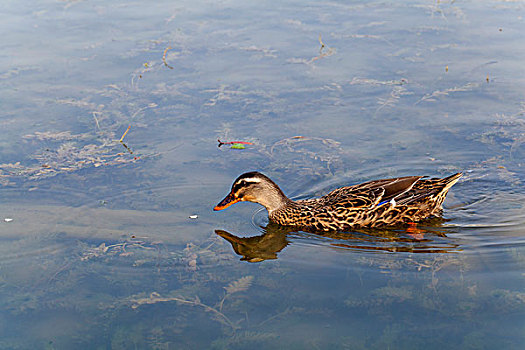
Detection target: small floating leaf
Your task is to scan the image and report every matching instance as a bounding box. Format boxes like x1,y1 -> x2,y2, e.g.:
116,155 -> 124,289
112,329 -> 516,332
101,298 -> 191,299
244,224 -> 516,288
230,143 -> 246,149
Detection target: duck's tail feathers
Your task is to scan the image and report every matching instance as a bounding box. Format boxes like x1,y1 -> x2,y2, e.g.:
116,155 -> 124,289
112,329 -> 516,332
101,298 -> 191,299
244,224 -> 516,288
431,172 -> 462,213
440,172 -> 462,193
396,172 -> 462,207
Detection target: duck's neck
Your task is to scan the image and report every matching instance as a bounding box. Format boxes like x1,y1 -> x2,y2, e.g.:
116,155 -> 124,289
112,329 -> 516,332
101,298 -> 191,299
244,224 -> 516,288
257,183 -> 293,215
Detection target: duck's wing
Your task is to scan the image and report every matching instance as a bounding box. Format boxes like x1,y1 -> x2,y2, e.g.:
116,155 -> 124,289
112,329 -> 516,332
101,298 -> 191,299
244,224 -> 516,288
326,176 -> 423,208
395,172 -> 462,205
368,176 -> 423,205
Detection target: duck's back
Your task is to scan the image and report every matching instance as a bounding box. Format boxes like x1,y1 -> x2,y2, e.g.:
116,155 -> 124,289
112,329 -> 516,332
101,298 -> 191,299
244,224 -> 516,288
270,173 -> 462,231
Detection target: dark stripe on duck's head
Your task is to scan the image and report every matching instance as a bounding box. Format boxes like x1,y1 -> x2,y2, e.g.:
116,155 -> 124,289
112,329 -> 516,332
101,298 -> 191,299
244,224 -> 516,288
233,171 -> 267,184
231,172 -> 271,191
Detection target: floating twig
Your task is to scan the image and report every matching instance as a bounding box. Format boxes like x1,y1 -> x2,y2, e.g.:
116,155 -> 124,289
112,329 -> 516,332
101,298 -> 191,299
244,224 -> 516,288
318,34 -> 325,53
119,125 -> 131,142
163,46 -> 174,69
120,142 -> 133,154
92,112 -> 101,131
118,126 -> 133,154
310,34 -> 335,63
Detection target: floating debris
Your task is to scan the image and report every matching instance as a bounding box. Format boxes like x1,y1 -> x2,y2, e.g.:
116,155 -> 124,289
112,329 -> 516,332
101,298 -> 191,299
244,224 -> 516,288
117,125 -> 134,154
189,214 -> 198,219
163,46 -> 174,69
4,218 -> 13,223
309,34 -> 336,63
217,139 -> 253,148
119,125 -> 131,142
416,82 -> 480,104
349,77 -> 408,86
0,123 -> 154,183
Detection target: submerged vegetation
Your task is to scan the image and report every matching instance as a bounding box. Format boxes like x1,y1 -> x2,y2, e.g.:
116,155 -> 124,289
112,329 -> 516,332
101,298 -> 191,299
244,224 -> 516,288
0,0 -> 524,348
0,227 -> 523,348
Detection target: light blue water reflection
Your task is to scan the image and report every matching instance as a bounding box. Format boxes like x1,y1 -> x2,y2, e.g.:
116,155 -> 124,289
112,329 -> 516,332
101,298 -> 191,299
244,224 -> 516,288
0,0 -> 524,348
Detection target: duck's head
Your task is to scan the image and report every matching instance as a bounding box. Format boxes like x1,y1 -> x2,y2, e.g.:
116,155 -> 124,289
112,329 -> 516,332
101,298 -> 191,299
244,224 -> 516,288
214,171 -> 289,213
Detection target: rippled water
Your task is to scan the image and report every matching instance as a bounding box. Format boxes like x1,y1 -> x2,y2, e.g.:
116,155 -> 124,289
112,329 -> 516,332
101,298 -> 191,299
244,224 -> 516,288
1,0 -> 524,348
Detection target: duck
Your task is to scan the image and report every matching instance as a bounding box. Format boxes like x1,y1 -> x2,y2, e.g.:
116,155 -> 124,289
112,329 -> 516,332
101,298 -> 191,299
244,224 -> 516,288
214,171 -> 462,231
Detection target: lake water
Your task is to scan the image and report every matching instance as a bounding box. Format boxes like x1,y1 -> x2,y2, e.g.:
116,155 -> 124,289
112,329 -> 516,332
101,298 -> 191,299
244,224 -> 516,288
1,0 -> 524,348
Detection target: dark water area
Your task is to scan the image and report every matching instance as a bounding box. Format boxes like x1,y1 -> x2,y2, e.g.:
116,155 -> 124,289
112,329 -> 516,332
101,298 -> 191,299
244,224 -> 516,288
0,0 -> 524,349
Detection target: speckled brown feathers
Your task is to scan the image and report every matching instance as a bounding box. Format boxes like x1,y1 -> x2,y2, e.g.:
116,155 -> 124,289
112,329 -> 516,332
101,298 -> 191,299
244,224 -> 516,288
215,172 -> 462,232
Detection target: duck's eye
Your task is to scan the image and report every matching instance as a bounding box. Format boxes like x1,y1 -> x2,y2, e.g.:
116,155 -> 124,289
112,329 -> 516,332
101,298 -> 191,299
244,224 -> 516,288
232,181 -> 246,193
233,180 -> 246,189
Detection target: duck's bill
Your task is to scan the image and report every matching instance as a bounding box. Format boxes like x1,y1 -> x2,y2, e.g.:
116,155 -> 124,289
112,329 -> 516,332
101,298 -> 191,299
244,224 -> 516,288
213,193 -> 240,211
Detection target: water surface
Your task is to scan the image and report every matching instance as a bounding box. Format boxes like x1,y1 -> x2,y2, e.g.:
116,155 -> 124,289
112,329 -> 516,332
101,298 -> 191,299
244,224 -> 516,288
0,0 -> 524,348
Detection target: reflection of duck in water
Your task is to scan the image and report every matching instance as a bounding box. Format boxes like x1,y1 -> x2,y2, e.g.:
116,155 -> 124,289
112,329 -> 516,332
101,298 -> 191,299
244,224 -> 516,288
215,226 -> 290,262
214,172 -> 462,231
216,222 -> 461,262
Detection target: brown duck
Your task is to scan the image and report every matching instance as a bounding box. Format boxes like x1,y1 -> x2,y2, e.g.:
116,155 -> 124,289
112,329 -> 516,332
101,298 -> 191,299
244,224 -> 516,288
214,171 -> 462,231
